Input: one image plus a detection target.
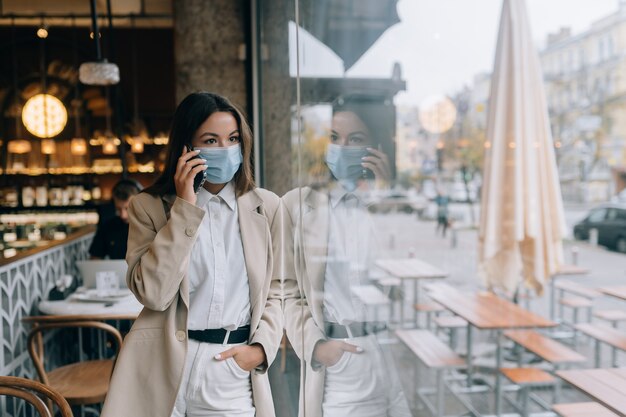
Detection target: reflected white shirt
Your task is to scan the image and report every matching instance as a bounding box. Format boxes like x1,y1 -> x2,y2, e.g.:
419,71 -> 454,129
323,187 -> 376,325
187,182 -> 251,331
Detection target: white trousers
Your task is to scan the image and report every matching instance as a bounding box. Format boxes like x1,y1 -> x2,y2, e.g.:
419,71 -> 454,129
322,334 -> 411,417
170,339 -> 255,417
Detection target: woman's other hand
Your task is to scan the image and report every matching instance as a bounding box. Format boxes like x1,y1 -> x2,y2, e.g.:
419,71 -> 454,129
215,343 -> 267,372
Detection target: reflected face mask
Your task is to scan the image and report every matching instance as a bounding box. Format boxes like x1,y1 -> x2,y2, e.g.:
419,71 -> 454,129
325,143 -> 367,188
194,144 -> 243,184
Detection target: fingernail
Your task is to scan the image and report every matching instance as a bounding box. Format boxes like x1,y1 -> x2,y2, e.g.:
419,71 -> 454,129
214,354 -> 222,360
194,149 -> 201,153
356,347 -> 364,353
361,163 -> 367,167
203,165 -> 208,169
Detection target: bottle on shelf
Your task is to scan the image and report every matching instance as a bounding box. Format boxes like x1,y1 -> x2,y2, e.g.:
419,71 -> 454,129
21,180 -> 36,208
35,180 -> 48,207
92,177 -> 102,201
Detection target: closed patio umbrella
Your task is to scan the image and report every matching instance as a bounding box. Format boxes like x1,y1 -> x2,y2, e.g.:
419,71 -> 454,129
479,0 -> 566,295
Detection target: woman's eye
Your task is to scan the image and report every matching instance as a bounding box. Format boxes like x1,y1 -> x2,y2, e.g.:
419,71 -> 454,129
229,136 -> 240,142
206,139 -> 217,144
330,134 -> 339,142
349,134 -> 367,144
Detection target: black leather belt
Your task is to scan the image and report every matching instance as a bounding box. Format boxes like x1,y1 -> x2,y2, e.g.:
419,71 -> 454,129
324,321 -> 386,339
188,325 -> 250,344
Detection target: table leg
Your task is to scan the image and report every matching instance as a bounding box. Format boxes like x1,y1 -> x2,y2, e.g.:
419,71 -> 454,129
400,280 -> 406,327
413,280 -> 420,328
495,329 -> 503,417
550,276 -> 557,321
466,325 -> 474,387
78,328 -> 85,362
400,280 -> 406,329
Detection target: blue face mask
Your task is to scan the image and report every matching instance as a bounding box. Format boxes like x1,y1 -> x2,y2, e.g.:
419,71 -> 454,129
324,144 -> 368,190
194,144 -> 243,184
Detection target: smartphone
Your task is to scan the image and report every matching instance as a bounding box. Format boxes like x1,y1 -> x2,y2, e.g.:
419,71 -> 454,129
186,146 -> 207,193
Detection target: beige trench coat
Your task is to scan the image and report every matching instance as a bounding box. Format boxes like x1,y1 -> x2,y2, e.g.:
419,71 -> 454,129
101,188 -> 283,417
282,187 -> 330,417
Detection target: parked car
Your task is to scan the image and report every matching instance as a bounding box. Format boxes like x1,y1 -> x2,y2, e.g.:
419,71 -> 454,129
573,203 -> 626,253
367,192 -> 428,216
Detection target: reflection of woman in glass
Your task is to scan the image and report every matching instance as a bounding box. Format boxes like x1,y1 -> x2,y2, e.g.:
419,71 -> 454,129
283,95 -> 411,417
102,92 -> 282,417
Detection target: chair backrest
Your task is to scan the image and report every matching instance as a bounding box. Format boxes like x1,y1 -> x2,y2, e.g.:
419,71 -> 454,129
24,317 -> 124,386
0,376 -> 73,417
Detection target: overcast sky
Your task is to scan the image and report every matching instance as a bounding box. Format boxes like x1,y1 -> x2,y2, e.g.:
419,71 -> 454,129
342,0 -> 618,105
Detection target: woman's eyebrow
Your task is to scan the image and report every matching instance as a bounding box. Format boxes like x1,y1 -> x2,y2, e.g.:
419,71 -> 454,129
199,129 -> 239,138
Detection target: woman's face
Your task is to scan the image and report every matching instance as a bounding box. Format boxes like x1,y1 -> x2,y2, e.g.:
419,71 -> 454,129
330,111 -> 372,147
191,111 -> 241,149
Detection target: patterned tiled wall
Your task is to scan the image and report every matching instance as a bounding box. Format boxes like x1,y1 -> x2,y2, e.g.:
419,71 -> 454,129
0,233 -> 93,416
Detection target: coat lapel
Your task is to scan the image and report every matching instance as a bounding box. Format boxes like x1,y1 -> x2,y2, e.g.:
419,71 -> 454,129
237,190 -> 268,324
298,188 -> 330,324
161,194 -> 190,307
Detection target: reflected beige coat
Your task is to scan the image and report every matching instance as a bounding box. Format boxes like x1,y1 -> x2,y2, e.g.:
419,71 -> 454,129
101,189 -> 283,417
282,187 -> 330,417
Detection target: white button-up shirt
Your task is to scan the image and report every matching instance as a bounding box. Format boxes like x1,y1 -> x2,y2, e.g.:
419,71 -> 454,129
187,182 -> 251,331
322,187 -> 377,325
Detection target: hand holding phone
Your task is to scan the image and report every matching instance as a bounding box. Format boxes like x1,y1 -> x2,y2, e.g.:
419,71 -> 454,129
361,146 -> 391,183
186,146 -> 208,193
174,147 -> 207,205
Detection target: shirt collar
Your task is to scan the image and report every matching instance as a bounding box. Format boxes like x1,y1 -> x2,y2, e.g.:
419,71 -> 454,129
328,185 -> 347,208
196,181 -> 237,211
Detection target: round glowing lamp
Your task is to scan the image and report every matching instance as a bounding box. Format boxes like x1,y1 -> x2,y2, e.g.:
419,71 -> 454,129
22,94 -> 68,138
418,95 -> 457,134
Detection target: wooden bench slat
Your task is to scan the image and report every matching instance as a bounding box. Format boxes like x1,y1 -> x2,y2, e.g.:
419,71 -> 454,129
433,316 -> 467,328
504,330 -> 586,364
553,402 -> 619,417
500,367 -> 555,385
396,329 -> 464,369
414,302 -> 444,312
575,323 -> 626,351
594,310 -> 626,322
560,296 -> 593,308
555,280 -> 601,299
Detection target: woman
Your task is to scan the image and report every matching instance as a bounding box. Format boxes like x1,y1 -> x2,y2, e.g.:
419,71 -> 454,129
102,92 -> 282,417
283,95 -> 410,417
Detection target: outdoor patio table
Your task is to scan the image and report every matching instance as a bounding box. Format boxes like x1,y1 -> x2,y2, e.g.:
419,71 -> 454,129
375,258 -> 448,327
556,368 -> 626,416
429,290 -> 556,416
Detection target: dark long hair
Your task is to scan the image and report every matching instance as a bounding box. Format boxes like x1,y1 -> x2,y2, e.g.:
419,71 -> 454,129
144,92 -> 255,197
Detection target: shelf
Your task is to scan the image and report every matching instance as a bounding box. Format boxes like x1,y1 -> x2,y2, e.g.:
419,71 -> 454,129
0,166 -> 156,176
0,202 -> 107,214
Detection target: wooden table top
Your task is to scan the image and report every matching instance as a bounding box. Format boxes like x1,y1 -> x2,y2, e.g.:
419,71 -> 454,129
599,286 -> 626,302
351,285 -> 390,306
375,258 -> 448,280
429,291 -> 556,330
557,368 -> 626,416
553,264 -> 589,276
